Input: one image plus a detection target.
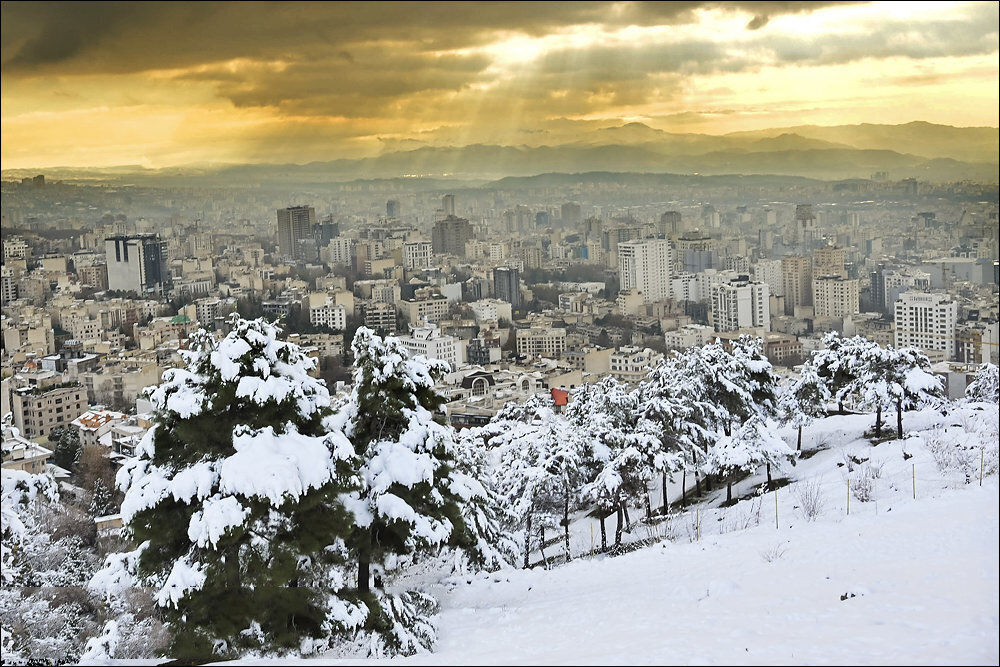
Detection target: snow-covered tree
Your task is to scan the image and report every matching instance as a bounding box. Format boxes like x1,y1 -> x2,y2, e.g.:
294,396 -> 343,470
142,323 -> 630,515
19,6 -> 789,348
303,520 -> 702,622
686,337 -> 777,436
966,363 -> 999,404
637,355 -> 714,511
888,346 -> 943,439
706,416 -> 796,501
333,327 -> 476,652
779,363 -> 831,450
92,316 -> 362,662
812,332 -> 870,414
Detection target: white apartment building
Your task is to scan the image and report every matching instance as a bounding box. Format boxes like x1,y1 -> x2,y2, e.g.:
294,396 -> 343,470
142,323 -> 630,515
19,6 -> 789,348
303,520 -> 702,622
469,299 -> 512,325
308,295 -> 347,331
753,258 -> 784,297
664,324 -> 716,350
323,237 -> 355,266
618,239 -> 673,303
403,241 -> 433,270
516,327 -> 567,358
710,278 -> 770,332
609,346 -> 663,384
812,276 -> 860,318
403,295 -> 450,324
894,292 -> 958,362
3,237 -> 29,260
397,323 -> 462,369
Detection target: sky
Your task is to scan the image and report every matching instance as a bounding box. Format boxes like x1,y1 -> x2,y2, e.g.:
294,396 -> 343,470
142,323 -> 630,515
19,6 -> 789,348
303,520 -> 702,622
1,1 -> 998,169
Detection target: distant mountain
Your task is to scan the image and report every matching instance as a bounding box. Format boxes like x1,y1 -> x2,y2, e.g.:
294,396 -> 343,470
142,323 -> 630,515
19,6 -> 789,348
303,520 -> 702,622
4,122 -> 996,185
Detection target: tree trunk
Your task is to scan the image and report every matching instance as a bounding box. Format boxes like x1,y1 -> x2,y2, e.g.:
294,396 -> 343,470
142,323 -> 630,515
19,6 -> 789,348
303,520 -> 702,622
838,400 -> 845,415
874,406 -> 883,436
523,512 -> 532,569
644,492 -> 652,521
599,514 -> 607,552
563,492 -> 571,562
705,473 -> 713,492
896,400 -> 903,439
797,424 -> 803,451
695,471 -> 702,496
681,469 -> 687,506
614,501 -> 623,546
622,503 -> 632,532
358,557 -> 370,595
727,479 -> 732,503
767,463 -> 773,489
662,471 -> 669,513
539,528 -> 549,569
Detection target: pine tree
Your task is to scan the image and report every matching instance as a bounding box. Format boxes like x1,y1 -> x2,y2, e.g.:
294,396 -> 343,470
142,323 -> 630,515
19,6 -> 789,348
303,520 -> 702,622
779,363 -> 830,450
966,362 -> 999,404
887,346 -> 943,439
92,316 -> 362,662
812,332 -> 869,414
707,416 -> 795,501
335,327 -> 475,652
49,425 -> 82,470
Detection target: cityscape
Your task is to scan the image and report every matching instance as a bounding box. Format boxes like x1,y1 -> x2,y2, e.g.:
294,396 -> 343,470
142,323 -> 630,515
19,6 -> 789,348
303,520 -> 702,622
1,2 -> 997,665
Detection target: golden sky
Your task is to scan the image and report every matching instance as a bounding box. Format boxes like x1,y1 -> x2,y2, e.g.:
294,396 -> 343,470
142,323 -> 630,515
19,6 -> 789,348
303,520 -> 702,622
2,1 -> 997,169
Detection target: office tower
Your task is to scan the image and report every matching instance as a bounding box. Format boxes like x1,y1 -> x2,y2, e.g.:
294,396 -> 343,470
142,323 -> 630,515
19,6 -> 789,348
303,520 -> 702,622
442,194 -> 456,217
493,266 -> 521,309
561,202 -> 582,228
781,254 -> 812,315
813,246 -> 847,279
403,241 -> 433,269
675,231 -> 714,274
812,276 -> 860,318
105,234 -> 172,296
431,215 -> 472,257
657,211 -> 682,236
386,199 -> 401,219
894,292 -> 958,361
617,239 -> 673,303
315,215 -> 340,248
277,205 -> 316,260
795,204 -> 817,244
710,276 -> 771,332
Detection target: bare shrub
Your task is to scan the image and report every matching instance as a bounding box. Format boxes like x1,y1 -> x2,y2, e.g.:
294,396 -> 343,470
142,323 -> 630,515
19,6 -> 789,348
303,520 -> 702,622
760,543 -> 788,563
849,466 -> 875,502
794,479 -> 825,521
867,458 -> 885,479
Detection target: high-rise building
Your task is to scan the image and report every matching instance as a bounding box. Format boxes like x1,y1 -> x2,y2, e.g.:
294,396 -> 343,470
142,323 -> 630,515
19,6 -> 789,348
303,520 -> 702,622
813,246 -> 848,279
657,211 -> 682,236
812,276 -> 859,318
710,276 -> 771,332
617,239 -> 673,303
561,202 -> 582,228
431,215 -> 472,257
781,254 -> 812,315
403,241 -> 433,270
105,234 -> 172,296
277,206 -> 316,260
442,194 -> 456,217
386,199 -> 401,219
493,266 -> 521,309
894,292 -> 958,362
315,215 -> 340,248
795,204 -> 817,244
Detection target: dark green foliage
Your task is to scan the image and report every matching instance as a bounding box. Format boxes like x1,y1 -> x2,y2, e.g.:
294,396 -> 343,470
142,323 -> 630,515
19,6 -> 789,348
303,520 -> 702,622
49,425 -> 81,470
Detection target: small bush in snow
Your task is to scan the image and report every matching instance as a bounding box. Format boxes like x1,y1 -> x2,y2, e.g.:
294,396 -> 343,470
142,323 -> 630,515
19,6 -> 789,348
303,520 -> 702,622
760,543 -> 788,563
849,466 -> 876,502
794,479 -> 825,521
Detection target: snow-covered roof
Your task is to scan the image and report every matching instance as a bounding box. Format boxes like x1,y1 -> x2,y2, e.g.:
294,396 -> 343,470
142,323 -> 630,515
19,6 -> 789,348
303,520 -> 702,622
71,409 -> 127,431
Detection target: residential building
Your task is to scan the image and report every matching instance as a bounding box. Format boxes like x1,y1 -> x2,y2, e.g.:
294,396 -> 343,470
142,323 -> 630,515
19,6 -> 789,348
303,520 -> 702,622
517,327 -> 567,358
812,276 -> 860,318
493,266 -> 521,309
11,383 -> 89,440
781,254 -> 812,315
397,322 -> 462,368
710,277 -> 770,332
894,292 -> 959,362
277,205 -> 316,260
105,234 -> 172,296
609,346 -> 663,384
431,215 -> 472,257
618,239 -> 673,303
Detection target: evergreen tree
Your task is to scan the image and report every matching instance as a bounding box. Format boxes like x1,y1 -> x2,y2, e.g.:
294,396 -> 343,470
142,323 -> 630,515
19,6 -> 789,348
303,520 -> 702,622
812,332 -> 869,414
92,316 -> 362,662
966,362 -> 999,404
706,416 -> 796,501
779,363 -> 831,450
49,425 -> 82,470
334,327 -> 475,652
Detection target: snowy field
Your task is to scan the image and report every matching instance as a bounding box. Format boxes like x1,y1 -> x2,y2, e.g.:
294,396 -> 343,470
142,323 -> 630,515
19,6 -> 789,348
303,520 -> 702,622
217,406 -> 999,666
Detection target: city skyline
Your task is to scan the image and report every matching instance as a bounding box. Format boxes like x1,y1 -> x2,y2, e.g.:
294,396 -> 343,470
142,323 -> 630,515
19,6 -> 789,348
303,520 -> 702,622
2,1 -> 998,169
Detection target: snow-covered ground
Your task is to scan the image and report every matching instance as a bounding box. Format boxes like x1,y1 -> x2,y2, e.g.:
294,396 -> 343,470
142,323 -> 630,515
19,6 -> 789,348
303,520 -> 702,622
223,405 -> 999,666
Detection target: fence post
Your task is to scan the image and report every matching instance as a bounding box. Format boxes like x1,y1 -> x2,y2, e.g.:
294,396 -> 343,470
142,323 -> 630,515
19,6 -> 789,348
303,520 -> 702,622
774,487 -> 779,530
696,509 -> 700,541
912,463 -> 916,500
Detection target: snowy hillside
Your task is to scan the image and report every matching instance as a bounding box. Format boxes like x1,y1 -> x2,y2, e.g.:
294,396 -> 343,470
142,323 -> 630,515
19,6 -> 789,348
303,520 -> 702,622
226,405 -> 999,666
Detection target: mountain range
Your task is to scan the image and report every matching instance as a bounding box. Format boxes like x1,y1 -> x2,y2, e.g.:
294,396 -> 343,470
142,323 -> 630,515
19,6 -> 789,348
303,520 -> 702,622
4,122 -> 997,185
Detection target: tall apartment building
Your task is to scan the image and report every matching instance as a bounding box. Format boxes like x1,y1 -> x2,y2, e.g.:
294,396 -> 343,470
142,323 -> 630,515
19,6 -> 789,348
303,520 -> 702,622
517,327 -> 567,358
362,301 -> 397,334
872,268 -> 932,313
276,205 -> 316,260
105,234 -> 172,297
493,266 -> 521,308
11,383 -> 89,440
442,194 -> 456,217
657,211 -> 683,236
397,322 -> 462,369
795,204 -> 817,244
386,199 -> 401,219
813,246 -> 848,279
753,258 -> 784,296
894,292 -> 958,362
812,276 -> 860,318
431,215 -> 472,257
617,239 -> 673,303
403,241 -> 433,269
781,254 -> 812,315
710,277 -> 771,332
